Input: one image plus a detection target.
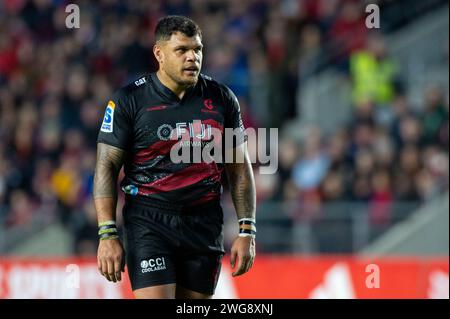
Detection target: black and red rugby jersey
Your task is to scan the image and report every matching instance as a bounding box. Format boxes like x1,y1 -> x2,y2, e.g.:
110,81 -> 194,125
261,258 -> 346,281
97,73 -> 246,206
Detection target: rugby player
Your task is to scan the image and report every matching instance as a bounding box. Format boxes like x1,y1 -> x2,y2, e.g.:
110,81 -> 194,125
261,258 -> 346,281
93,15 -> 256,299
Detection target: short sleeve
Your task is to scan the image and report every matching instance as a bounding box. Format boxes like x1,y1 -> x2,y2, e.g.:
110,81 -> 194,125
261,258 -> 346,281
97,90 -> 133,151
222,85 -> 247,148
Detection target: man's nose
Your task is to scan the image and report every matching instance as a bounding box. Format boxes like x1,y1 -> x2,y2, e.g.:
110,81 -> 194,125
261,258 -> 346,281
186,49 -> 197,62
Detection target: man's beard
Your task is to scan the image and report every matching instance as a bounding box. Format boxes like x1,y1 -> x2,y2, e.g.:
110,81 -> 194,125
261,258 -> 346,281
168,69 -> 199,87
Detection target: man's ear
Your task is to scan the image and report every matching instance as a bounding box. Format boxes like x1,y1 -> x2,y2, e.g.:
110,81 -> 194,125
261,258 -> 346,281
153,44 -> 163,64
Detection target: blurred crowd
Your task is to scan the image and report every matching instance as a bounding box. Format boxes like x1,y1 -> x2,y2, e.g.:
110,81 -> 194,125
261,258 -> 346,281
252,86 -> 448,225
0,0 -> 448,254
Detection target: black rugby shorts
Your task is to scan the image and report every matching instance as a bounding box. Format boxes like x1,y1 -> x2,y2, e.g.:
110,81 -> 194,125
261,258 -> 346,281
123,196 -> 225,295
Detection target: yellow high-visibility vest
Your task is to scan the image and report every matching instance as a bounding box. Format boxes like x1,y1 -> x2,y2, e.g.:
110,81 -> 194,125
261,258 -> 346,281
350,51 -> 397,105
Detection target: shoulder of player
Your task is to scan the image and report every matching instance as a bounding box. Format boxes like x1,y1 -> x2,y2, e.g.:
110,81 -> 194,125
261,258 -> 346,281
116,75 -> 150,98
111,76 -> 149,114
198,74 -> 236,102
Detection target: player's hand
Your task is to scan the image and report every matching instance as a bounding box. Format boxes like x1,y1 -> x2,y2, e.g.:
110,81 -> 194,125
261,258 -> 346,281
97,238 -> 125,283
230,236 -> 255,277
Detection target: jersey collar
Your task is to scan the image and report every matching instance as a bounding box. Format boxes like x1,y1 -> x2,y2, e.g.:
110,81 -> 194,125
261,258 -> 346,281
151,72 -> 197,104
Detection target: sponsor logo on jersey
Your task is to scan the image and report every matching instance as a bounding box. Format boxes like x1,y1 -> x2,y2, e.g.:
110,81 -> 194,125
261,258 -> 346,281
134,77 -> 146,86
156,121 -> 213,141
100,100 -> 115,133
201,74 -> 212,81
122,184 -> 138,196
202,99 -> 219,114
157,124 -> 174,141
140,257 -> 166,273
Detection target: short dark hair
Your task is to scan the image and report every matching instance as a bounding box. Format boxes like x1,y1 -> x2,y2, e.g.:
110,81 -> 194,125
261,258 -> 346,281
155,15 -> 202,41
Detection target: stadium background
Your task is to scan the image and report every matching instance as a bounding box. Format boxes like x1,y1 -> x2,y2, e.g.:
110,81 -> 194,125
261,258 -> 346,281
0,0 -> 448,298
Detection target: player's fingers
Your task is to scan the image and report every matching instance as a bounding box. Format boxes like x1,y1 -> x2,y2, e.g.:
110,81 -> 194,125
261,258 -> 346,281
100,259 -> 110,281
97,257 -> 103,275
121,255 -> 126,272
114,257 -> 122,282
230,249 -> 238,269
107,259 -> 116,283
238,254 -> 249,276
244,257 -> 251,274
245,255 -> 255,273
232,254 -> 247,277
244,254 -> 253,273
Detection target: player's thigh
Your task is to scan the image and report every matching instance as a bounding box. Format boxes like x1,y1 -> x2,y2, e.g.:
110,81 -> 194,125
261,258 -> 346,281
123,205 -> 177,292
176,205 -> 225,297
176,253 -> 223,296
134,283 -> 176,299
175,285 -> 213,299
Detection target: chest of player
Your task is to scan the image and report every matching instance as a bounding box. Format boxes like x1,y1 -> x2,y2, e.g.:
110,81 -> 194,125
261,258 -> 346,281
134,97 -> 225,145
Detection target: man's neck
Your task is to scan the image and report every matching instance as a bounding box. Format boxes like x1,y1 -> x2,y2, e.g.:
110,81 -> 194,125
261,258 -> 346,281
156,70 -> 191,100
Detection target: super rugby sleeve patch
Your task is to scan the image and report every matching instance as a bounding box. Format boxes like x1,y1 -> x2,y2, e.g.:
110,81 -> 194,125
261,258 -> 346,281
101,100 -> 115,133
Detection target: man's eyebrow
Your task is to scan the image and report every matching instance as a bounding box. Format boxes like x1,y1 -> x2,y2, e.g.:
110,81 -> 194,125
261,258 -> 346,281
174,44 -> 203,50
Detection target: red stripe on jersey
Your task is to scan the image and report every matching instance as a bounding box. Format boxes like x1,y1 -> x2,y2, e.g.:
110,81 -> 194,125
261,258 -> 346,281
202,119 -> 223,132
134,140 -> 178,163
146,105 -> 168,111
187,192 -> 221,206
134,120 -> 223,164
138,162 -> 222,195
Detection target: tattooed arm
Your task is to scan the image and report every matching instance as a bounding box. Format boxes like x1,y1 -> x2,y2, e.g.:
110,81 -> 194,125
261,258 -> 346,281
94,142 -> 126,283
93,143 -> 126,220
224,143 -> 256,220
224,142 -> 256,277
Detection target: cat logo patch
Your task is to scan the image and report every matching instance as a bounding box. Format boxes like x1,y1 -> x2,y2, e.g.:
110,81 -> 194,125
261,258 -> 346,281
101,100 -> 115,133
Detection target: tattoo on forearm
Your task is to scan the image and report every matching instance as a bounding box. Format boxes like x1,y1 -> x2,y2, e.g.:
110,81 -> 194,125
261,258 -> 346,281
226,159 -> 256,220
93,143 -> 126,198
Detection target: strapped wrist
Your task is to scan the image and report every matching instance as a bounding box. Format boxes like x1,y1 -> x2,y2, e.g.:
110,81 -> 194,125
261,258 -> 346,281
238,218 -> 256,238
98,220 -> 118,240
